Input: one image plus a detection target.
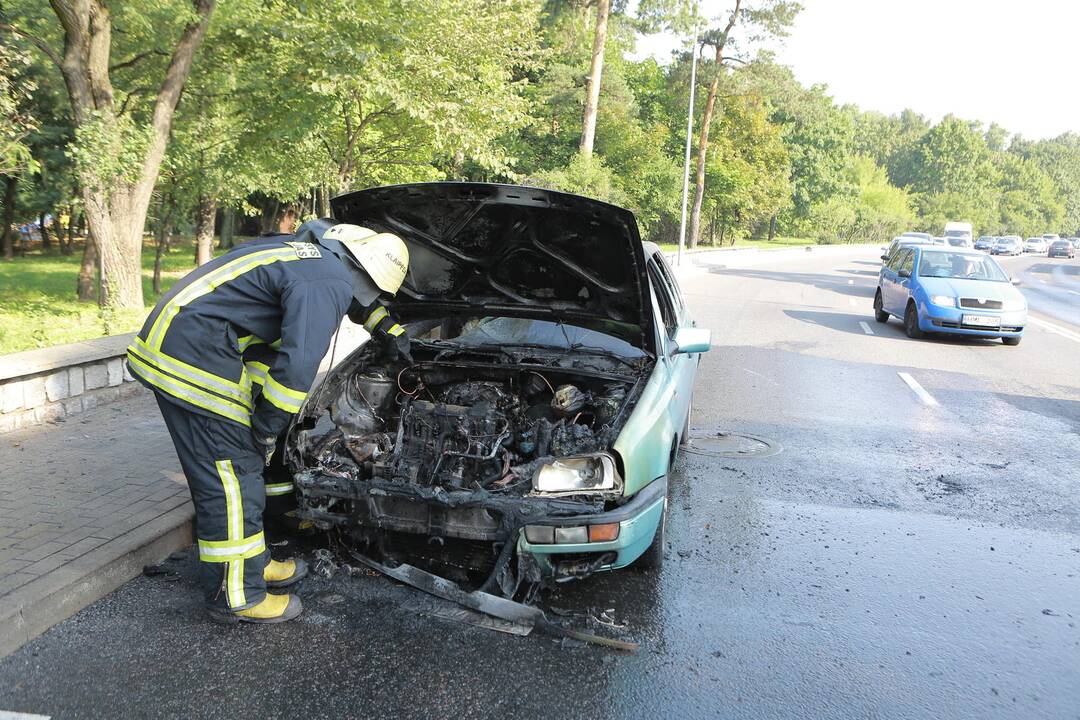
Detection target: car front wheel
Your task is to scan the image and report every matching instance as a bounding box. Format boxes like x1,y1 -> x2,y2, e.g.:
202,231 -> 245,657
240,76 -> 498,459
904,302 -> 924,339
873,290 -> 889,323
636,498 -> 667,572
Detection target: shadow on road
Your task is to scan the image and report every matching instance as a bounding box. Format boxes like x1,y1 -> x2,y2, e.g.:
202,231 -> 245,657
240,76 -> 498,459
783,309 -> 879,336
708,267 -> 875,298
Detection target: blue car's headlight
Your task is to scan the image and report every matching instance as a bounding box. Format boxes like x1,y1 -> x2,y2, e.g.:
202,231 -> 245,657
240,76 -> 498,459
929,295 -> 955,307
1003,298 -> 1027,312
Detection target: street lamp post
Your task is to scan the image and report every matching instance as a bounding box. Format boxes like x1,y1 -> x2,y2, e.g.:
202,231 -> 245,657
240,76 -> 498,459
677,26 -> 699,267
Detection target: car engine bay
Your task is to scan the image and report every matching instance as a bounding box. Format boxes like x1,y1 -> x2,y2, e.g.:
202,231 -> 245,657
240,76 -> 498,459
287,340 -> 651,586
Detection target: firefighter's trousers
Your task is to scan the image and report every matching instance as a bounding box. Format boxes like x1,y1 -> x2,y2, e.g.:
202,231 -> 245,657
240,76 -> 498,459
156,395 -> 268,610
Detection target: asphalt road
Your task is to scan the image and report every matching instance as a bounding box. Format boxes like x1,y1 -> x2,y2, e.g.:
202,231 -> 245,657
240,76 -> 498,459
2,247 -> 1078,720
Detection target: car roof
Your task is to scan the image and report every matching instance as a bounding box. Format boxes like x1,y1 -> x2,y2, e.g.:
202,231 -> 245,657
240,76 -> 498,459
914,245 -> 986,256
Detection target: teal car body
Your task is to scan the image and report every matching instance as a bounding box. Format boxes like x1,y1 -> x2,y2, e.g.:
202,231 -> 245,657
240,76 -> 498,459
288,183 -> 709,584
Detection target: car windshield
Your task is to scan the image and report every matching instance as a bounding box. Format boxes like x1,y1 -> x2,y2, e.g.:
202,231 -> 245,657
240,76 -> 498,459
446,317 -> 647,358
946,237 -> 968,246
918,251 -> 1009,281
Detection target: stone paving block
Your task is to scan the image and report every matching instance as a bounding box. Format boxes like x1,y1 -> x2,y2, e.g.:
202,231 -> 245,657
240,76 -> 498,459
106,358 -> 123,387
68,366 -> 84,396
16,540 -> 67,562
35,403 -> 66,424
45,371 -> 70,402
23,376 -> 47,407
20,554 -> 66,577
0,558 -> 30,574
1,381 -> 23,414
83,364 -> 107,391
54,536 -> 107,560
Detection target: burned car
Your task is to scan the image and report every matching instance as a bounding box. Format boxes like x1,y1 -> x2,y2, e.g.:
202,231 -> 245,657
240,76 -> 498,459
286,183 -> 709,590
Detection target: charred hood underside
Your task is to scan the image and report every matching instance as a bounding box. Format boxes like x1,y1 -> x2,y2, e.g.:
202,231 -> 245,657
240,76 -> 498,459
330,183 -> 656,353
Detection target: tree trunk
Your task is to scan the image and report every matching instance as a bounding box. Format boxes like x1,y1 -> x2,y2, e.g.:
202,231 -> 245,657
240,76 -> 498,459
44,0 -> 217,308
768,214 -> 777,242
77,229 -> 97,300
688,0 -> 740,249
689,46 -> 723,249
1,175 -> 16,261
39,213 -> 52,251
219,205 -> 234,249
194,195 -> 216,266
316,185 -> 330,218
578,0 -> 610,157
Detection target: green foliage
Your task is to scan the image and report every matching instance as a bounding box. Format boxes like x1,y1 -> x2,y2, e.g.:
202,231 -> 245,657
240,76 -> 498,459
0,42 -> 39,175
530,152 -> 629,207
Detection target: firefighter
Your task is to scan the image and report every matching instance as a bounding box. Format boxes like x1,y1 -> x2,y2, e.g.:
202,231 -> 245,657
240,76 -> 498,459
127,222 -> 410,623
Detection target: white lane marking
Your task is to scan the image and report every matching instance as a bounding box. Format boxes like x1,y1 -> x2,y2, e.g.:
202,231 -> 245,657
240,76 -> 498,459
1029,317 -> 1080,343
858,321 -> 874,335
0,712 -> 52,719
1067,290 -> 1080,296
848,297 -> 857,306
847,279 -> 854,285
897,372 -> 939,406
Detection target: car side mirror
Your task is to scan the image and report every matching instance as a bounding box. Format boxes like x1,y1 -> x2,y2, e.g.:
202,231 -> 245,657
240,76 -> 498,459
1011,277 -> 1021,286
673,327 -> 711,355
880,254 -> 889,261
898,269 -> 911,278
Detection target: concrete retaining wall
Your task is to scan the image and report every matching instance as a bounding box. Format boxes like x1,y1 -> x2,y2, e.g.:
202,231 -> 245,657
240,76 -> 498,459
0,333 -> 145,433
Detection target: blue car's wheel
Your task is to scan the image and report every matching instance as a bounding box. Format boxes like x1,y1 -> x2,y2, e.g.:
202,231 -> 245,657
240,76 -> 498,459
904,302 -> 924,339
873,290 -> 889,323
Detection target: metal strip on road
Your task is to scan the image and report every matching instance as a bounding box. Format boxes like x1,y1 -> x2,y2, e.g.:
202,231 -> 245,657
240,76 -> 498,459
858,321 -> 874,335
897,372 -> 939,406
1029,317 -> 1080,344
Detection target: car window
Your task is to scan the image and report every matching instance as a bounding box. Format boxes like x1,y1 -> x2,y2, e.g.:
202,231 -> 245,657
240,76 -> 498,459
652,253 -> 685,313
918,251 -> 1009,281
647,260 -> 677,337
887,248 -> 909,271
898,250 -> 915,275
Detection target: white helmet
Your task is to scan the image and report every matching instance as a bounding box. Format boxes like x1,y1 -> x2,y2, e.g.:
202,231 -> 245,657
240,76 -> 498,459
323,224 -> 409,296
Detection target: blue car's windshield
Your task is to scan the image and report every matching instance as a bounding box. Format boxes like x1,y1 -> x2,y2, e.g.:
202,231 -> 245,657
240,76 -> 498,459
918,251 -> 1009,281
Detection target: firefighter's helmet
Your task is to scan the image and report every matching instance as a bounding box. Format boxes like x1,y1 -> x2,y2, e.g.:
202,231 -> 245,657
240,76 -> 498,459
322,223 -> 409,296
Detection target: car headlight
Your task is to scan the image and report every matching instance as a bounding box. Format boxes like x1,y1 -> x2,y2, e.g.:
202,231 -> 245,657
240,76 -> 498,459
1003,298 -> 1027,312
532,454 -> 619,494
929,295 -> 955,307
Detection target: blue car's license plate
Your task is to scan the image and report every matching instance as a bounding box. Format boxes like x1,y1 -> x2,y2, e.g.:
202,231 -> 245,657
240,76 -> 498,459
963,314 -> 1000,328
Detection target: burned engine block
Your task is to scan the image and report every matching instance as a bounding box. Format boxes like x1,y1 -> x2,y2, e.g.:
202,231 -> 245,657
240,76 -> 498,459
387,399 -> 511,488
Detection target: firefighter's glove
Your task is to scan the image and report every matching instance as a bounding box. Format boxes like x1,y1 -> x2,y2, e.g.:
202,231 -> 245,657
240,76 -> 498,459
376,330 -> 413,365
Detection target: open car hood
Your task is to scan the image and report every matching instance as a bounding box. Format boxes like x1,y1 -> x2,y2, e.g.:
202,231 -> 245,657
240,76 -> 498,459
331,183 -> 655,353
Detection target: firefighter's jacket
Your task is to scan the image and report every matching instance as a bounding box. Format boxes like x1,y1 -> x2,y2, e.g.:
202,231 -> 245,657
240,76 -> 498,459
126,234 -> 354,442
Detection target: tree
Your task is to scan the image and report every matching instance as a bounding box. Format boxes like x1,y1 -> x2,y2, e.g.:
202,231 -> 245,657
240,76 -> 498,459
687,0 -> 799,248
579,0 -> 611,157
3,0 -> 216,307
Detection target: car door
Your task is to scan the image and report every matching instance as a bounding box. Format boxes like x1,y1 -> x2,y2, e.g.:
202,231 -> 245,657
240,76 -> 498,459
880,248 -> 905,312
890,248 -> 916,313
883,248 -> 914,314
647,256 -> 693,447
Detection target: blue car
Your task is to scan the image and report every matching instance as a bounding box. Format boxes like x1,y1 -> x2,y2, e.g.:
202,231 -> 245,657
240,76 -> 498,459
874,245 -> 1027,346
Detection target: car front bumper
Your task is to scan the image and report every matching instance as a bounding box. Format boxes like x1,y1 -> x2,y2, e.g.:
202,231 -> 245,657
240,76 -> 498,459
518,476 -> 667,577
919,302 -> 1026,337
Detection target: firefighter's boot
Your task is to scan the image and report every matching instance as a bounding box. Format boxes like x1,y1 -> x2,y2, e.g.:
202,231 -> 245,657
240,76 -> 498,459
264,557 -> 309,588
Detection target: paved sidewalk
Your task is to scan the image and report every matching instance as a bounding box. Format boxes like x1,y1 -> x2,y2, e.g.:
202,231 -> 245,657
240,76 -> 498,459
0,388 -> 192,656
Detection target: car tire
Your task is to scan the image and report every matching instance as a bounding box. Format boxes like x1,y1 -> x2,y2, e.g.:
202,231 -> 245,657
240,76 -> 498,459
904,302 -> 923,339
1002,336 -> 1021,346
636,497 -> 667,572
873,290 -> 889,323
680,396 -> 692,446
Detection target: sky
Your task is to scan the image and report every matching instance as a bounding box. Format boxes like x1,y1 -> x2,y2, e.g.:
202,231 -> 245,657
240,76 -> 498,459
630,0 -> 1079,141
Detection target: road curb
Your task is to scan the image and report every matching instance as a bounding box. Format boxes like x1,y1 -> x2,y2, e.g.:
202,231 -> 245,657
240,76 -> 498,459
0,504 -> 193,659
